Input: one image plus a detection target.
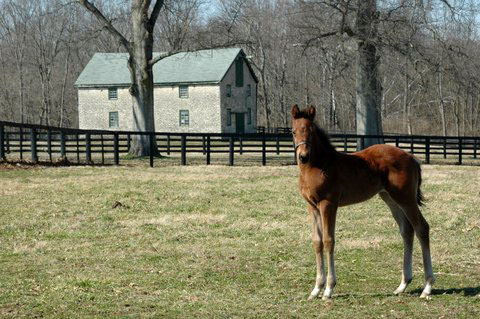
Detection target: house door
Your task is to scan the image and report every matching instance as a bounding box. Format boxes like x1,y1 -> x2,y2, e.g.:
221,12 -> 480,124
235,113 -> 245,134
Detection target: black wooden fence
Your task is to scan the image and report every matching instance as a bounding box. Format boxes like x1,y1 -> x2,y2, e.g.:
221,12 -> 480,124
0,121 -> 479,167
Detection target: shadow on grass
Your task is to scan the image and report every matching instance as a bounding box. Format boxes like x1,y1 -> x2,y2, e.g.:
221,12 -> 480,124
321,286 -> 480,300
409,286 -> 480,297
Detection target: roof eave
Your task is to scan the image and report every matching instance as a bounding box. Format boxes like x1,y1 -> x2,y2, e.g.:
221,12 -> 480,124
75,81 -> 220,88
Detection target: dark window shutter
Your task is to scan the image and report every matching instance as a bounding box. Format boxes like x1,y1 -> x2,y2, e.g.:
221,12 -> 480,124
235,59 -> 244,87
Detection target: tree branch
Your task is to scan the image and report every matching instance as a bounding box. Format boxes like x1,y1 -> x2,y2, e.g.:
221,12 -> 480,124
77,0 -> 130,52
149,0 -> 165,29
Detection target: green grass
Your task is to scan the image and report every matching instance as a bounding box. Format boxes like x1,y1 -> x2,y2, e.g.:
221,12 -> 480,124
0,164 -> 479,318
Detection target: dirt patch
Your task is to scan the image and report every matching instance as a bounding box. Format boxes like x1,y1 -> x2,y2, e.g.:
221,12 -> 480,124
0,158 -> 84,171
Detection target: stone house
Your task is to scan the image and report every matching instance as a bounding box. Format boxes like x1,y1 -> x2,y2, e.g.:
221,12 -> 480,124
75,48 -> 258,133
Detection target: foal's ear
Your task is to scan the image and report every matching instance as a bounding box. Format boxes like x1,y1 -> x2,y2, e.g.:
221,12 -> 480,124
291,104 -> 300,119
307,105 -> 316,120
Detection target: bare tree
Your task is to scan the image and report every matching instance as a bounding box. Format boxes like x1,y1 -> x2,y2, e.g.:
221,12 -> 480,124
0,0 -> 34,123
78,0 -> 169,156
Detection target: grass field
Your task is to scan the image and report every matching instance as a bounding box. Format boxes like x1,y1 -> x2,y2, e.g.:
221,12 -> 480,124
0,163 -> 479,318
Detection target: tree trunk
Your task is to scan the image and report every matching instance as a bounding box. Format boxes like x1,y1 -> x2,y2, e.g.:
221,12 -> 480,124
128,0 -> 158,156
127,1 -> 158,156
355,0 -> 383,150
437,72 -> 448,136
79,0 -> 164,157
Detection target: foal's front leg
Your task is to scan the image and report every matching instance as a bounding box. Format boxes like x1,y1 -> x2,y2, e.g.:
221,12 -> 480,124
308,204 -> 326,300
319,200 -> 338,300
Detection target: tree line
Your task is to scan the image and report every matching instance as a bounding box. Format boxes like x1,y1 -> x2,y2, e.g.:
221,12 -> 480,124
1,0 -> 479,137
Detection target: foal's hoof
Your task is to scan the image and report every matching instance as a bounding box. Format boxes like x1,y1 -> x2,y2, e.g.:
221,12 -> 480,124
322,287 -> 333,300
393,285 -> 407,295
420,292 -> 432,300
308,287 -> 321,300
307,294 -> 317,301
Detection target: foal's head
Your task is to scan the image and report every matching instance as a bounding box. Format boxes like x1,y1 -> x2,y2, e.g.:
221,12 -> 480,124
291,104 -> 337,166
291,104 -> 317,164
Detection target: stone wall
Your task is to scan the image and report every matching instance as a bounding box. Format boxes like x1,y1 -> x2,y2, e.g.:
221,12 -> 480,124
78,87 -> 133,131
154,84 -> 221,133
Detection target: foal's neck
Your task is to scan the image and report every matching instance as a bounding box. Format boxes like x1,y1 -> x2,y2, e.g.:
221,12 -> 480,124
310,126 -> 338,168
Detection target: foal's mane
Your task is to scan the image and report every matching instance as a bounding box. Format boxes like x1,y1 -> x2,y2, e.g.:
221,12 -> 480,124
312,124 -> 337,156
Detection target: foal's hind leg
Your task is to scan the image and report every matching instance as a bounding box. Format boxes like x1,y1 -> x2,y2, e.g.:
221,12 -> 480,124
387,192 -> 435,298
400,203 -> 435,298
308,204 -> 326,300
379,192 -> 414,294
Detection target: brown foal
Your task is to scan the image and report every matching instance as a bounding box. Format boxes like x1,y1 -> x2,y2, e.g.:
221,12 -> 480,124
291,105 -> 434,300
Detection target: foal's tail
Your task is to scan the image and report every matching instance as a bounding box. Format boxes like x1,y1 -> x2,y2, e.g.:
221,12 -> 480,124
414,158 -> 426,207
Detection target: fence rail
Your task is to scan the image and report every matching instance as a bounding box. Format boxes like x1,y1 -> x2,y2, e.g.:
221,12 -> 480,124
0,121 -> 479,167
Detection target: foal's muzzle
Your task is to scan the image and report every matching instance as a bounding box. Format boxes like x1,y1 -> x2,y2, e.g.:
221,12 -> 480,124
295,141 -> 311,164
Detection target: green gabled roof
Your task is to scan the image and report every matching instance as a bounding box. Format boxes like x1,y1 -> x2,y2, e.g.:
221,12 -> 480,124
75,48 -> 253,87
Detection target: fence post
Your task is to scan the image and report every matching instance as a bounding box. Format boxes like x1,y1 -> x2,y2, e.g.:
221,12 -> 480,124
47,129 -> 52,162
60,131 -> 66,159
410,136 -> 414,154
181,135 -> 186,165
206,135 -> 211,165
343,136 -> 347,152
6,131 -> 10,153
149,133 -> 154,168
30,128 -> 38,163
202,135 -> 206,155
239,136 -> 243,155
76,133 -> 80,163
167,135 -> 171,155
19,127 -> 23,160
443,139 -> 447,159
425,137 -> 430,164
276,135 -> 280,155
458,137 -> 463,165
0,124 -> 5,160
262,133 -> 266,166
229,136 -> 234,166
101,134 -> 105,165
0,124 -> 5,161
86,133 -> 92,164
127,134 -> 131,152
114,133 -> 119,165
474,138 -> 477,159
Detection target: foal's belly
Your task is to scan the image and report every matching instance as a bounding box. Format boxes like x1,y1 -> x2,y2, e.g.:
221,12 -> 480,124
337,183 -> 383,207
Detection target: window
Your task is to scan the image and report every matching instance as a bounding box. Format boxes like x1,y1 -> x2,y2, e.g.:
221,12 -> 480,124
235,58 -> 244,87
227,109 -> 232,126
109,111 -> 119,128
179,110 -> 189,126
179,85 -> 189,98
226,84 -> 232,97
246,84 -> 251,97
247,108 -> 252,125
108,87 -> 118,100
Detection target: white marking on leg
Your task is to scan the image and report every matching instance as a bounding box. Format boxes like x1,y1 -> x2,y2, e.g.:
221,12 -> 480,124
308,287 -> 321,300
420,247 -> 435,299
322,287 -> 333,300
322,261 -> 336,300
395,233 -> 413,295
308,275 -> 326,299
420,280 -> 433,299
